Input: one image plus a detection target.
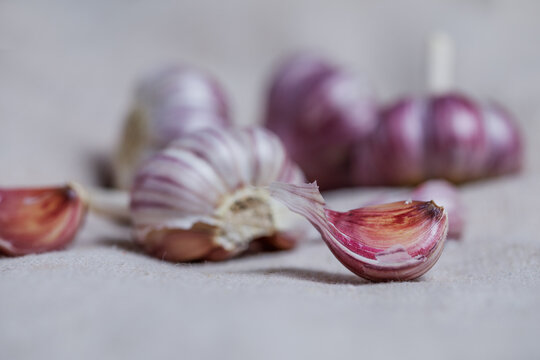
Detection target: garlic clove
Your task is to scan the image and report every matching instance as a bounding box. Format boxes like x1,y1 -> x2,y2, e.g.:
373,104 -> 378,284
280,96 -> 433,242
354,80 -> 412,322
269,182 -> 448,282
0,183 -> 87,256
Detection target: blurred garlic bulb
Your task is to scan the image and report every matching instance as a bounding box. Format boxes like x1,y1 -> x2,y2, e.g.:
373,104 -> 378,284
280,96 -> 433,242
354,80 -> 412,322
130,127 -> 308,262
270,182 -> 448,281
265,53 -> 377,190
114,65 -> 231,189
0,183 -> 87,256
352,93 -> 523,186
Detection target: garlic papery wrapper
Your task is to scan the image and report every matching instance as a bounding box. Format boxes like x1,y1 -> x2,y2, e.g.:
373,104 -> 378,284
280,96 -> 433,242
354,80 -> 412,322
269,182 -> 448,281
0,183 -> 87,256
114,65 -> 231,189
130,127 -> 308,262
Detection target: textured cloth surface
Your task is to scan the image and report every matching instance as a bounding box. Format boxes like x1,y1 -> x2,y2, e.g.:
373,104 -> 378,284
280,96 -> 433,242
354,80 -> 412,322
1,1 -> 540,359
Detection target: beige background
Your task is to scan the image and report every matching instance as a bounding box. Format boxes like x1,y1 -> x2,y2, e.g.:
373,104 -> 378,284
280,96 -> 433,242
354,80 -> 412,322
1,1 -> 539,359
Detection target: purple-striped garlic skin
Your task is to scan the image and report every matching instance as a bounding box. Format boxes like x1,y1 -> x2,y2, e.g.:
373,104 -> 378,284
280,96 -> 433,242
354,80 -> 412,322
0,184 -> 87,256
264,54 -> 377,190
114,65 -> 231,189
130,127 -> 307,262
269,182 -> 448,282
352,93 -> 523,186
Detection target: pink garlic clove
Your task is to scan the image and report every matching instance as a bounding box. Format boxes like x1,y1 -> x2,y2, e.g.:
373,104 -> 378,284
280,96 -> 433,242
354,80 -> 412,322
0,183 -> 87,256
269,182 -> 448,282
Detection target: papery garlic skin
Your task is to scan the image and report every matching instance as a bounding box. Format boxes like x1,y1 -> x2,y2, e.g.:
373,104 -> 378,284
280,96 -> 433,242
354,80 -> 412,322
130,127 -> 307,262
0,183 -> 87,256
114,65 -> 231,189
265,54 -> 377,190
269,182 -> 448,281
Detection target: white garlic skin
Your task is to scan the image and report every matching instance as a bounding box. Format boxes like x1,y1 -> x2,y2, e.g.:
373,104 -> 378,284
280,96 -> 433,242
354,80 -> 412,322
114,65 -> 231,189
130,127 -> 307,262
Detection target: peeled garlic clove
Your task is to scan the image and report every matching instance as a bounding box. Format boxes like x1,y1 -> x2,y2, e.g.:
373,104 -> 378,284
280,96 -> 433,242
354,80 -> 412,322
114,65 -> 231,189
130,127 -> 309,262
0,183 -> 87,256
265,53 -> 377,190
269,182 -> 448,281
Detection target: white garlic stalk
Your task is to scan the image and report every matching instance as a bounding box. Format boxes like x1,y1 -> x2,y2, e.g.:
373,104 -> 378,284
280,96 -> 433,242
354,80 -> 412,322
114,65 -> 231,189
130,127 -> 309,261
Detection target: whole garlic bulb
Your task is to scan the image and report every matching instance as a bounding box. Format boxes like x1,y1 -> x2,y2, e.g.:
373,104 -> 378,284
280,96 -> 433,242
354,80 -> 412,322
265,54 -> 377,190
352,93 -> 523,186
130,127 -> 308,262
114,65 -> 231,189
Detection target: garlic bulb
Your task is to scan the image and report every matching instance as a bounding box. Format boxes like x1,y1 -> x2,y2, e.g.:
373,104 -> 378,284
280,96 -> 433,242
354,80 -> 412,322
269,182 -> 448,281
265,54 -> 377,190
130,127 -> 308,262
114,65 -> 231,189
352,93 -> 523,186
0,183 -> 87,256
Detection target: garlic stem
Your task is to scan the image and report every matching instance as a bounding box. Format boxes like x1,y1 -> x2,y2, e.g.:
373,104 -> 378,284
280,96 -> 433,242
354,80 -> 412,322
427,31 -> 455,94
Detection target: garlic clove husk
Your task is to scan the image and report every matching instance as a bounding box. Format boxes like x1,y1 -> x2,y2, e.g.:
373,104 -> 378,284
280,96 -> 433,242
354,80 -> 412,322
130,127 -> 310,262
269,182 -> 448,281
114,65 -> 231,189
0,183 -> 87,256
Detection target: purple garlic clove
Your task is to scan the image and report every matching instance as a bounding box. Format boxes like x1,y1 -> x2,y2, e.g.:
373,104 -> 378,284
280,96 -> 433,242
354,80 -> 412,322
270,182 -> 448,282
